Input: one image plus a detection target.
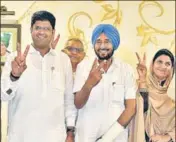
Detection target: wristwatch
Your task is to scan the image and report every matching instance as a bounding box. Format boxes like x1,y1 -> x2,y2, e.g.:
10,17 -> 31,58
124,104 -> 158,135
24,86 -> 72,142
67,127 -> 75,133
10,72 -> 20,82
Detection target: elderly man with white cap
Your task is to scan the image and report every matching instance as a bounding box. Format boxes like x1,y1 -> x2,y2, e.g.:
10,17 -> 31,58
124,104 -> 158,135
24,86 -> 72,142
73,24 -> 137,142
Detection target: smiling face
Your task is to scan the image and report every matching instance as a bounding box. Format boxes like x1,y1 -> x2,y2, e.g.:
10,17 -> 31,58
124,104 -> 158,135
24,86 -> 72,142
64,39 -> 85,64
31,20 -> 55,49
152,55 -> 172,81
94,33 -> 114,60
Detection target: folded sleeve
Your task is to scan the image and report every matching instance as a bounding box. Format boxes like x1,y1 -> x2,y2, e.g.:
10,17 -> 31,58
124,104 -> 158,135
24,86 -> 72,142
73,60 -> 88,94
62,53 -> 77,127
124,64 -> 137,100
1,52 -> 20,101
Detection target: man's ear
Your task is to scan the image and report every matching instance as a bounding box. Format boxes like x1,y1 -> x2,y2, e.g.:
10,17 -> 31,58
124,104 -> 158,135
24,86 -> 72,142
52,29 -> 56,36
82,52 -> 86,58
80,52 -> 86,61
51,29 -> 56,41
30,27 -> 32,33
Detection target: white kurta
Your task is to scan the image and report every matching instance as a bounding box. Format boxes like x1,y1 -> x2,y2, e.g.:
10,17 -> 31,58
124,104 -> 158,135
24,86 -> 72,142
1,46 -> 77,142
73,57 -> 136,142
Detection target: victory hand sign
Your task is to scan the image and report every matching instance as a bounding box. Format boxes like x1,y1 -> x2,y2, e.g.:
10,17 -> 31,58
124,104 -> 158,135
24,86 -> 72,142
11,43 -> 30,78
136,52 -> 147,81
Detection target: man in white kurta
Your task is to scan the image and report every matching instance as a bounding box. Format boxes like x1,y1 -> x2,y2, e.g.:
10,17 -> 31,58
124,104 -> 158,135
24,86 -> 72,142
74,57 -> 136,142
73,24 -> 136,142
1,46 -> 76,142
1,10 -> 76,142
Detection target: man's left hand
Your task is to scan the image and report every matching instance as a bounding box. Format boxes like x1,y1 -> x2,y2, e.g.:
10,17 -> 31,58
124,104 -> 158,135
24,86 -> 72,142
65,136 -> 74,142
51,34 -> 60,49
65,132 -> 74,142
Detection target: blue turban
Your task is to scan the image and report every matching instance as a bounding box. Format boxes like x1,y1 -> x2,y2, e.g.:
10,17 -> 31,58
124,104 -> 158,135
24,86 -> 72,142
91,24 -> 120,50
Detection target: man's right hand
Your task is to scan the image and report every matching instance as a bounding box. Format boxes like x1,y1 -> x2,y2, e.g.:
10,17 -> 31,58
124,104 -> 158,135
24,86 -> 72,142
11,43 -> 30,77
86,58 -> 105,88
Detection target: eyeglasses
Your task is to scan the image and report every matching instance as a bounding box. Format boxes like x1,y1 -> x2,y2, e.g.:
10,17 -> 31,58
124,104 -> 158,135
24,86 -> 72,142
33,26 -> 52,32
66,46 -> 84,53
95,40 -> 111,47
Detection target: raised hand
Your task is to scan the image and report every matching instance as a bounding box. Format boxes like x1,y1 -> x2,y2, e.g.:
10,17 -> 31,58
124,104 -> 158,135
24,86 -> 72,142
11,43 -> 30,77
136,52 -> 147,80
86,58 -> 105,88
51,34 -> 60,49
65,135 -> 74,142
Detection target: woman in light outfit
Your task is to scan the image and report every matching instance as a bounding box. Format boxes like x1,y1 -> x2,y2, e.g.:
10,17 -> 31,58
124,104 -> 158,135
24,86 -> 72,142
129,49 -> 175,142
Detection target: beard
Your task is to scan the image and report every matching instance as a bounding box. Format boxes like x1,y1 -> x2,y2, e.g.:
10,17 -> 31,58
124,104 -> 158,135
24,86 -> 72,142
94,48 -> 114,60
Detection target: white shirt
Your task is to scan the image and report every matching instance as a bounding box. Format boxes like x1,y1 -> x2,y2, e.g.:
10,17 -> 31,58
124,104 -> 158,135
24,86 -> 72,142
73,57 -> 136,142
1,46 -> 77,142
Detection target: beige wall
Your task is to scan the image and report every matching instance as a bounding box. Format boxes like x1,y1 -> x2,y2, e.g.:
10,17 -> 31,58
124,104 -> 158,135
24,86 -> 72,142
1,1 -> 175,142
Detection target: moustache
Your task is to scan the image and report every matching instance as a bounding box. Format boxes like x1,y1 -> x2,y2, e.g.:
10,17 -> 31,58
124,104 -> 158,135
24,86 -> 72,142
98,48 -> 110,51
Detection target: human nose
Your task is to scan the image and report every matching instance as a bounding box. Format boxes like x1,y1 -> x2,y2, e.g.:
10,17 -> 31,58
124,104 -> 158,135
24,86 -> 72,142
100,43 -> 106,49
71,49 -> 78,54
35,26 -> 49,33
161,63 -> 167,69
37,28 -> 45,34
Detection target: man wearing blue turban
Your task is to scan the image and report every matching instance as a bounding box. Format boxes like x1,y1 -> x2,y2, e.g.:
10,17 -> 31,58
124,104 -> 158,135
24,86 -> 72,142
73,24 -> 136,142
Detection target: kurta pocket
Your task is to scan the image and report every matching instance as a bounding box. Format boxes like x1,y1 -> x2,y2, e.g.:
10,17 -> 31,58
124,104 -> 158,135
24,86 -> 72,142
111,84 -> 125,104
51,71 -> 65,91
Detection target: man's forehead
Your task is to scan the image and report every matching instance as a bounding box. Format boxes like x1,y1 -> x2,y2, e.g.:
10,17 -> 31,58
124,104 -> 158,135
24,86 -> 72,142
67,40 -> 83,48
97,33 -> 109,40
33,20 -> 52,26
